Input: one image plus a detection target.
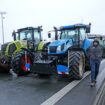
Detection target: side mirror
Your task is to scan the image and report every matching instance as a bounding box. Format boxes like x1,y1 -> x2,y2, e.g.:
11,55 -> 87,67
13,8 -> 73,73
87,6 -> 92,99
86,23 -> 91,33
48,33 -> 51,38
12,30 -> 16,41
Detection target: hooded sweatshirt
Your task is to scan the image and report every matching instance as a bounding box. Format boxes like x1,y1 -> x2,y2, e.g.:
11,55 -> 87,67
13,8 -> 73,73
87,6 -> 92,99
87,40 -> 103,60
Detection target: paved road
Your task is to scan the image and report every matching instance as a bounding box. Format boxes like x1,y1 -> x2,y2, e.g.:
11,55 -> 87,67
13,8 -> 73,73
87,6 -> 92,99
0,59 -> 105,105
55,75 -> 96,105
56,59 -> 105,105
0,74 -> 70,105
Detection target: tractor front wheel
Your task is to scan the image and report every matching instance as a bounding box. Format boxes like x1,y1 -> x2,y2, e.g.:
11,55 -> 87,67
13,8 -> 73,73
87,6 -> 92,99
69,51 -> 85,80
12,51 -> 32,76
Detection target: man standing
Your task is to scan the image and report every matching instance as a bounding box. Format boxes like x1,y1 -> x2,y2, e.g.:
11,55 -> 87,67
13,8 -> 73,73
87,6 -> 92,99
88,39 -> 103,87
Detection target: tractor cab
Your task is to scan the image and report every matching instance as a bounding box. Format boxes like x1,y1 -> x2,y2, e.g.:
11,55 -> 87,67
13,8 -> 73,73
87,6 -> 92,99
12,26 -> 42,51
60,24 -> 90,47
48,23 -> 91,55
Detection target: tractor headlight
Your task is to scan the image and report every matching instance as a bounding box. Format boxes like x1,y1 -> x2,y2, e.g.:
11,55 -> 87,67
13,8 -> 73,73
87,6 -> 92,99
57,45 -> 61,52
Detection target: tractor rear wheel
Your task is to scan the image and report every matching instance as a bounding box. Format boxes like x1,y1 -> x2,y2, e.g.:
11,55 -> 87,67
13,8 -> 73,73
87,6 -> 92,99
69,51 -> 85,80
12,51 -> 32,76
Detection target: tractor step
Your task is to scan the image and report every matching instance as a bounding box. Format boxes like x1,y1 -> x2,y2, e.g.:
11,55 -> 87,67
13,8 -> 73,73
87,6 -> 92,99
31,60 -> 56,74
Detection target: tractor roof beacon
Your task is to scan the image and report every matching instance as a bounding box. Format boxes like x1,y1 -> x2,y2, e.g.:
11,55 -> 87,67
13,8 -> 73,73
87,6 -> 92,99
31,23 -> 93,80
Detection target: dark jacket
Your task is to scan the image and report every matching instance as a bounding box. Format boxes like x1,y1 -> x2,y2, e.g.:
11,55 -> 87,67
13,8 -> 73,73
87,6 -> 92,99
87,41 -> 103,60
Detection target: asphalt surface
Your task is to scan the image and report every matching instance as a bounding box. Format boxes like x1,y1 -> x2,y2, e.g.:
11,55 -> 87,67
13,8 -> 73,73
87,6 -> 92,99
0,59 -> 105,105
56,59 -> 105,105
55,75 -> 97,105
0,74 -> 70,105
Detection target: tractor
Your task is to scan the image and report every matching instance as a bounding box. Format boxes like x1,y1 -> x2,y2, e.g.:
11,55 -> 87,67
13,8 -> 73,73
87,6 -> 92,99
0,26 -> 46,75
31,23 -> 93,80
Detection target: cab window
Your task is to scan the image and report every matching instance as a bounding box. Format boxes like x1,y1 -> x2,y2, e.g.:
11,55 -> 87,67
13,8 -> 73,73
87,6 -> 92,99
79,28 -> 86,40
34,30 -> 41,44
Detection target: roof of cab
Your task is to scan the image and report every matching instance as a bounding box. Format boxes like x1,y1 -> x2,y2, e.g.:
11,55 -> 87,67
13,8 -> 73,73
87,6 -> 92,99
60,24 -> 88,30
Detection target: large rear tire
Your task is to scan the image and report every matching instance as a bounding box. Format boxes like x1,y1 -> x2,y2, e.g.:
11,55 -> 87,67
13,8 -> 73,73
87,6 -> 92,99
12,51 -> 32,76
69,51 -> 85,80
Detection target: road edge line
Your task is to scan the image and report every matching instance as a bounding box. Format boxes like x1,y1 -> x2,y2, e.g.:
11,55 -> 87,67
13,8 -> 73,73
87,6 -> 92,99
41,71 -> 90,105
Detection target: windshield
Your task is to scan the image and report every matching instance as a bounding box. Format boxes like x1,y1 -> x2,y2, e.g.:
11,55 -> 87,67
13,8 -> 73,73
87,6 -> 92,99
34,30 -> 41,44
17,29 -> 41,44
19,30 -> 33,40
60,29 -> 78,40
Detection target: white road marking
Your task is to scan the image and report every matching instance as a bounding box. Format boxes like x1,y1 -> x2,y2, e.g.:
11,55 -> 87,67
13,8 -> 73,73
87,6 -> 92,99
101,59 -> 105,64
41,71 -> 90,105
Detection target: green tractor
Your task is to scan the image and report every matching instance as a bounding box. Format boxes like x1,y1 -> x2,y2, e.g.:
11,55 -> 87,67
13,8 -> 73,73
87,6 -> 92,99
0,26 -> 45,75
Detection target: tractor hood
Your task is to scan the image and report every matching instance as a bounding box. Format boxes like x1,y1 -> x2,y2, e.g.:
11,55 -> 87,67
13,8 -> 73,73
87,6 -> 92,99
48,39 -> 73,54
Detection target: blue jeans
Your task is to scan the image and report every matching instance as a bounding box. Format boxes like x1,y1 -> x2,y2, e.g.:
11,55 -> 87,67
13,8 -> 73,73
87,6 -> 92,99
90,59 -> 101,82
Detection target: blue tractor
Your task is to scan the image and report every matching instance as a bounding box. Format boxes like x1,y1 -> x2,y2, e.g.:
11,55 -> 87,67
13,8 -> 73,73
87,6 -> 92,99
31,23 -> 93,79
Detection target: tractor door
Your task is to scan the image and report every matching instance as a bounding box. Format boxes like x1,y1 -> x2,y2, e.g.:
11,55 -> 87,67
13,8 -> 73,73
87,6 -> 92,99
78,28 -> 87,47
34,30 -> 42,45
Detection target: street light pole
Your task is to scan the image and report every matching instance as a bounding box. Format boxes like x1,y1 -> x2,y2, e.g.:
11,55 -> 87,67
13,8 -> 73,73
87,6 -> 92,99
0,12 -> 6,44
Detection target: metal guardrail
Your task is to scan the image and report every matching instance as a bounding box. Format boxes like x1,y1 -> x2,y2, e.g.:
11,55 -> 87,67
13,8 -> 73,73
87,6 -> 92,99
93,78 -> 105,105
93,60 -> 105,105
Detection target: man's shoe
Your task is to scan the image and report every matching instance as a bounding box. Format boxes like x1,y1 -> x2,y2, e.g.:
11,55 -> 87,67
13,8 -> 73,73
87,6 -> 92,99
90,82 -> 95,87
94,80 -> 97,83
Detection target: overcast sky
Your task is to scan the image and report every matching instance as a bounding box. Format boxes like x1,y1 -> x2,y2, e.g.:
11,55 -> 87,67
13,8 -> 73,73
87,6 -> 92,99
0,0 -> 105,43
